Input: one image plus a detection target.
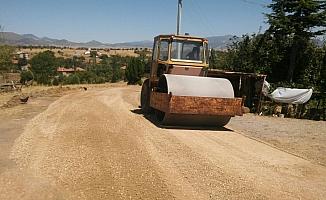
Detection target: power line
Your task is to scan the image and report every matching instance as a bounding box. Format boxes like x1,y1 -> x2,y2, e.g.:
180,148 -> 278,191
187,0 -> 218,36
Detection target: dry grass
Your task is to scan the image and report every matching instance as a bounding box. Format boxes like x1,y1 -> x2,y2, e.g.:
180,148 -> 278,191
20,48 -> 140,59
0,82 -> 127,108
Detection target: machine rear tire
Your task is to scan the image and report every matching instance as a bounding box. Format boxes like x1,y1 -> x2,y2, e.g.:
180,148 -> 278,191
140,79 -> 152,114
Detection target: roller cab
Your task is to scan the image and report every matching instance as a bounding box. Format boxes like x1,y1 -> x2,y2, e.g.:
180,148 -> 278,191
141,34 -> 243,127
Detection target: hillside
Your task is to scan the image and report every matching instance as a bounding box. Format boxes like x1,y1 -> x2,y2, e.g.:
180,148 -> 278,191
0,32 -> 236,49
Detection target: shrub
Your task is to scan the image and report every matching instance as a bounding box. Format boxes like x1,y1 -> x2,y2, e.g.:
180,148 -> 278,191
20,70 -> 34,85
125,57 -> 144,85
64,74 -> 80,85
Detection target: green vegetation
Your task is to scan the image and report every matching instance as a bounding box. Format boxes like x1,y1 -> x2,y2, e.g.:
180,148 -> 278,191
20,70 -> 34,84
0,44 -> 145,85
30,50 -> 57,85
125,57 -> 145,85
210,0 -> 326,92
0,45 -> 15,72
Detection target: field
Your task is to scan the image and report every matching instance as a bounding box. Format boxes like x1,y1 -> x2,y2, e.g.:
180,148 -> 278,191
0,84 -> 325,199
18,47 -> 142,61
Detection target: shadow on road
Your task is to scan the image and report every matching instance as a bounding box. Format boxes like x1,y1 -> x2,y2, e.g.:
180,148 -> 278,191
131,108 -> 233,132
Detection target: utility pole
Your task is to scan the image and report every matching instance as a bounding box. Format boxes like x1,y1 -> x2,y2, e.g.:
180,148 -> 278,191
177,0 -> 182,35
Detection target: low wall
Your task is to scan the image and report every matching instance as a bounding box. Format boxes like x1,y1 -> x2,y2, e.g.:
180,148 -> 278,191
0,73 -> 20,84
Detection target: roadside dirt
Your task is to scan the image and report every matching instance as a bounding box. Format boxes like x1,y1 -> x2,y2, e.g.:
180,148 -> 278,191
0,85 -> 326,200
0,96 -> 60,174
228,114 -> 326,166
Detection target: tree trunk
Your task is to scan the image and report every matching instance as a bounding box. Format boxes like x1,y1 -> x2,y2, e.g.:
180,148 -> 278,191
287,41 -> 298,82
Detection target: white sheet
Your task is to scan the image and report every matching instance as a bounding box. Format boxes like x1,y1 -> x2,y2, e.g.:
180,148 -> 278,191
268,87 -> 313,104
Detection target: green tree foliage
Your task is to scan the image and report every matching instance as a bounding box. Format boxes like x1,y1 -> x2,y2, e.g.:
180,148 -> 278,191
20,70 -> 34,84
0,45 -> 15,72
266,0 -> 326,82
30,50 -> 57,85
91,57 -> 113,83
110,56 -> 122,83
210,0 -> 326,92
64,74 -> 80,85
90,50 -> 97,66
125,57 -> 145,85
56,57 -> 74,68
209,49 -> 218,68
136,49 -> 150,73
223,34 -> 279,74
215,33 -> 325,90
52,77 -> 60,86
27,50 -> 133,85
73,56 -> 86,68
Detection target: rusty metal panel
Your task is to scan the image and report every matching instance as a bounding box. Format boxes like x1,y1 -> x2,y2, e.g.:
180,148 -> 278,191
150,92 -> 170,113
169,96 -> 243,116
167,65 -> 204,76
150,92 -> 243,116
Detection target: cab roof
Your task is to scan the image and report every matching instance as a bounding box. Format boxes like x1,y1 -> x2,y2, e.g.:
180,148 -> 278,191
154,34 -> 208,42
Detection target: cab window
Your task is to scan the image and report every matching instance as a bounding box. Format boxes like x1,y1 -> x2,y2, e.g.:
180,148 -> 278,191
159,40 -> 169,61
152,39 -> 159,61
171,40 -> 204,62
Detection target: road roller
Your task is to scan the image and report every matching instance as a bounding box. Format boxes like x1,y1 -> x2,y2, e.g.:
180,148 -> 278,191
141,34 -> 243,127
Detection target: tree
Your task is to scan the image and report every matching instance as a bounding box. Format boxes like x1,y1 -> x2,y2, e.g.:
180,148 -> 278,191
125,57 -> 144,85
320,44 -> 326,92
136,49 -> 150,73
111,56 -> 122,83
223,34 -> 276,74
64,74 -> 80,85
209,49 -> 218,68
56,57 -> 74,68
73,55 -> 86,68
20,70 -> 34,85
0,45 -> 15,72
90,50 -> 97,66
266,0 -> 326,82
30,50 -> 57,85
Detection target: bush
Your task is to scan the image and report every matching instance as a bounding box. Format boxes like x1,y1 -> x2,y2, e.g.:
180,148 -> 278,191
125,57 -> 144,85
64,74 -> 80,85
52,77 -> 60,86
20,70 -> 34,85
0,45 -> 15,72
30,50 -> 57,85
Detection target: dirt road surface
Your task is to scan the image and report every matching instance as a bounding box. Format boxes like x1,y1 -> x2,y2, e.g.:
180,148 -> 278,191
1,85 -> 326,199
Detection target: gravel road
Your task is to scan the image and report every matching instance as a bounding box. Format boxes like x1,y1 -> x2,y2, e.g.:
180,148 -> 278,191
1,86 -> 326,200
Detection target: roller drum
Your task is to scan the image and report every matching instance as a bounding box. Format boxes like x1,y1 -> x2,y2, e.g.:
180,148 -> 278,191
156,74 -> 234,127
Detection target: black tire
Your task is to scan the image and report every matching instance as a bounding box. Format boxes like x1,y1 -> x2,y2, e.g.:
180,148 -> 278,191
140,79 -> 152,114
155,109 -> 165,123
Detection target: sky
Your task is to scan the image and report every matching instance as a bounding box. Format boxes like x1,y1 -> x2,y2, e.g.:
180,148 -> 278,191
0,0 -> 271,43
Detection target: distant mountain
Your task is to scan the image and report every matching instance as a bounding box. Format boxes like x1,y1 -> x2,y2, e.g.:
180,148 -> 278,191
111,40 -> 153,48
22,34 -> 40,40
0,32 -> 23,41
0,32 -> 155,48
0,32 -> 238,49
84,40 -> 108,48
